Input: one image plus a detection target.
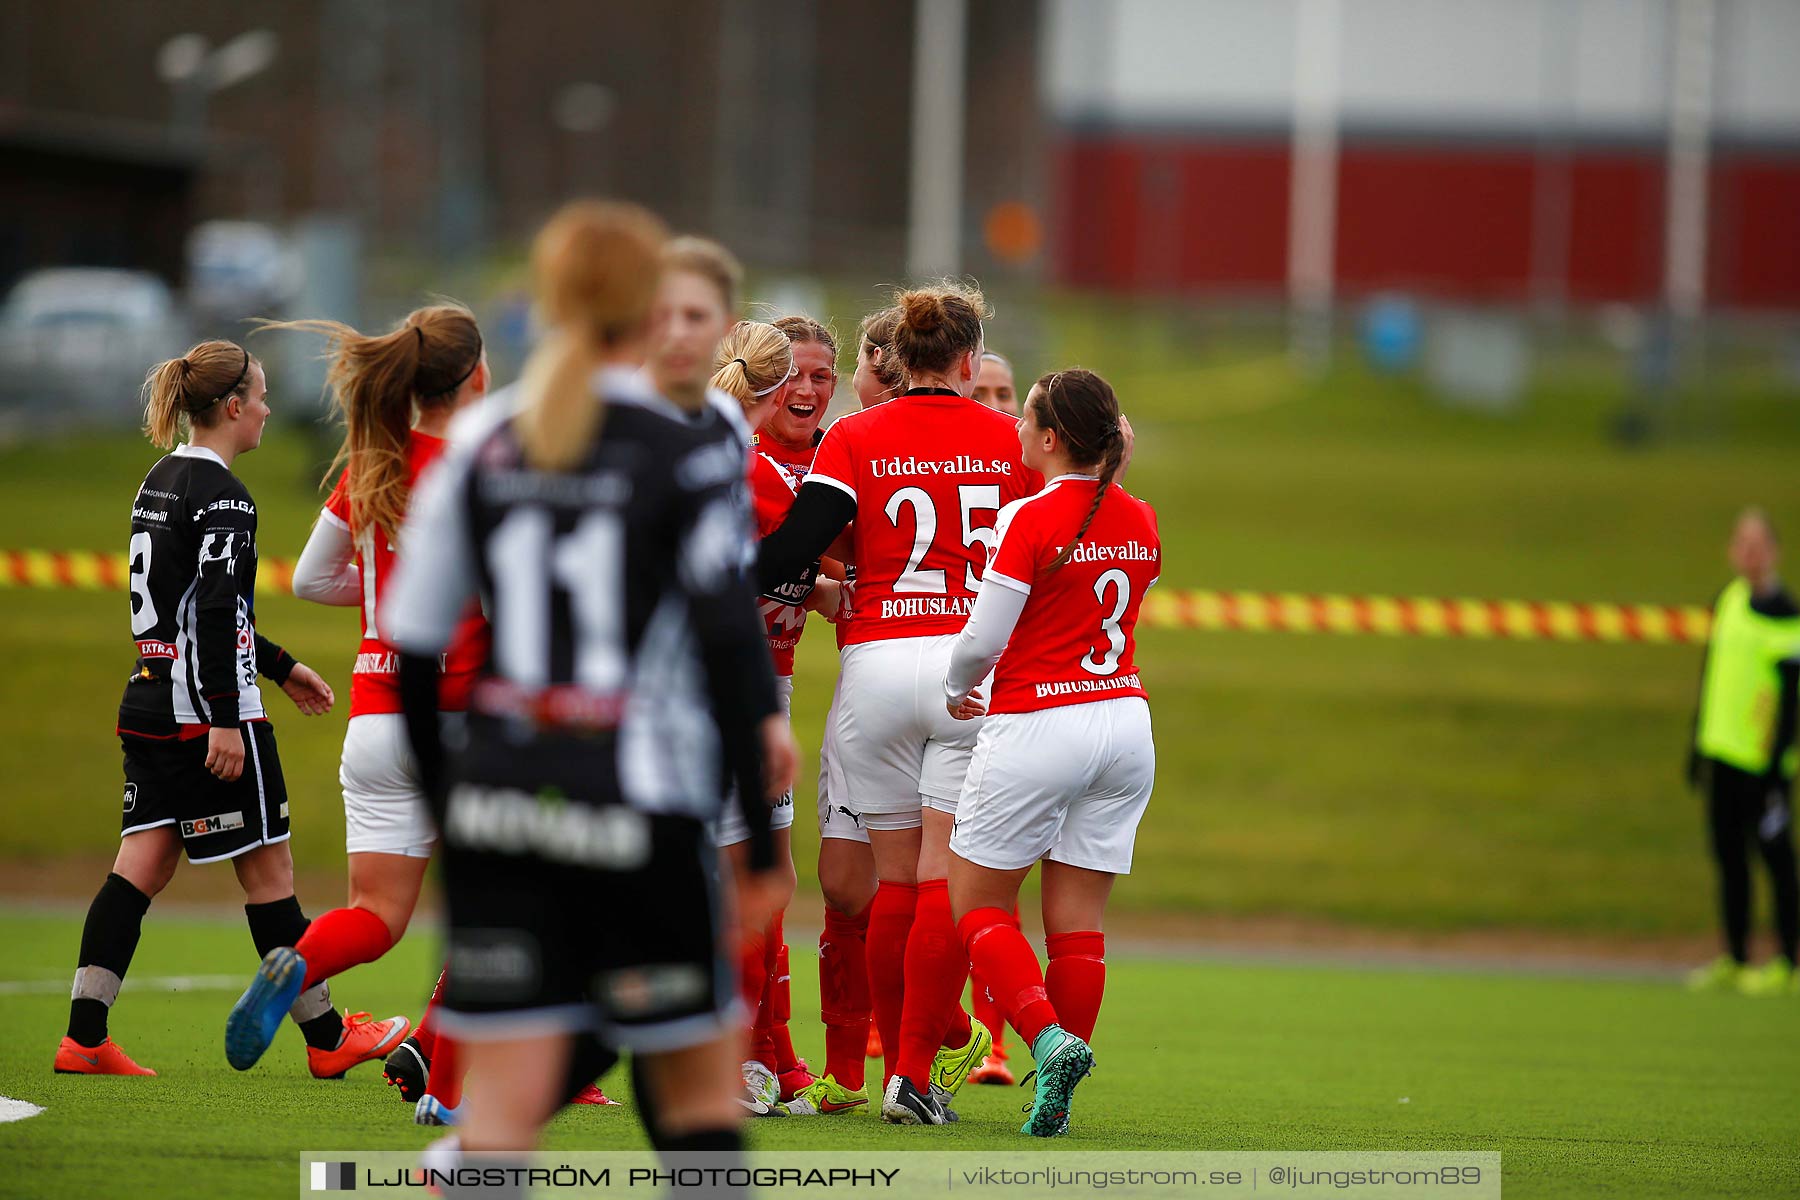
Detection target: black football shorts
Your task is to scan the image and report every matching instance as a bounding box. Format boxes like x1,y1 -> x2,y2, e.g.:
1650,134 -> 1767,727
120,723 -> 290,863
435,784 -> 733,1054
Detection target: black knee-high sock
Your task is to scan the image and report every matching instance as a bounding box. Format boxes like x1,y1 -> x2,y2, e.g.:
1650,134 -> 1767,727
1757,805 -> 1799,964
67,873 -> 152,1045
1707,775 -> 1753,963
629,1054 -> 666,1149
244,895 -> 342,1050
560,1032 -> 620,1107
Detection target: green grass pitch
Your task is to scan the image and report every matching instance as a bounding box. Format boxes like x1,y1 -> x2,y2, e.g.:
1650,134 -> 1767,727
1,910 -> 1796,1199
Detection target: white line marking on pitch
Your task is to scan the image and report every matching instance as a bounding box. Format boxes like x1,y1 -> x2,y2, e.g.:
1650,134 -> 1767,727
0,1097 -> 46,1123
0,974 -> 243,996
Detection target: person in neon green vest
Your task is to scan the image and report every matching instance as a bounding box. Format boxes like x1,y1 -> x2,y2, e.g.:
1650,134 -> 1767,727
1686,508 -> 1800,996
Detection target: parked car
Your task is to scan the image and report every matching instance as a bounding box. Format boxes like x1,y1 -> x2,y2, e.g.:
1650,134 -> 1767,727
0,269 -> 191,420
186,220 -> 300,325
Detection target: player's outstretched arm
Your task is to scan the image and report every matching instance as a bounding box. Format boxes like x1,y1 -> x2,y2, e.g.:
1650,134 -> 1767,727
755,482 -> 855,595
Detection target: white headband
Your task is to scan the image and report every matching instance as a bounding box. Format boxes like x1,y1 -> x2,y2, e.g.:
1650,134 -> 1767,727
750,354 -> 798,397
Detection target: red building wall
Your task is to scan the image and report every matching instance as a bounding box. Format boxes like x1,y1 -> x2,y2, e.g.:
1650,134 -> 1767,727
1051,131 -> 1800,310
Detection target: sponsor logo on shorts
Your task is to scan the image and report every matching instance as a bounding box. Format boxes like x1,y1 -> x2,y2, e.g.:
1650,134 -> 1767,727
879,596 -> 974,620
444,784 -> 651,868
135,640 -> 177,659
181,810 -> 246,838
449,931 -> 540,994
1034,673 -> 1143,700
280,802 -> 289,819
601,964 -> 708,1017
122,783 -> 137,814
835,806 -> 862,828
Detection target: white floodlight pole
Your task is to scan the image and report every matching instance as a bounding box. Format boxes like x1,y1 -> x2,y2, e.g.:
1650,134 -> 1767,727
907,0 -> 968,280
1288,0 -> 1342,371
1663,0 -> 1715,328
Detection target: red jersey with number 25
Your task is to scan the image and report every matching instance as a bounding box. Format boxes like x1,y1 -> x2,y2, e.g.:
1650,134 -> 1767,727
323,430 -> 490,716
807,391 -> 1041,645
983,475 -> 1160,715
748,449 -> 811,676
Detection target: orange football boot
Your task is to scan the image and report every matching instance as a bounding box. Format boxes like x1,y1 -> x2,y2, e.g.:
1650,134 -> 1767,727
54,1036 -> 156,1076
307,1012 -> 410,1080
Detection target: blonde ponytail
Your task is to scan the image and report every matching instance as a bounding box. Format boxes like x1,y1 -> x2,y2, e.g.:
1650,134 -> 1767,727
710,321 -> 794,410
516,200 -> 668,471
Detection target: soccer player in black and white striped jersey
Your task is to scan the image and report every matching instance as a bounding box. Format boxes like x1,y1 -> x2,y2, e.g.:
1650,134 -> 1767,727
55,341 -> 406,1078
384,202 -> 793,1186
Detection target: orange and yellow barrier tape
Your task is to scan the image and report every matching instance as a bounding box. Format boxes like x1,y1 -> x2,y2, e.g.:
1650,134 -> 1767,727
1,549 -> 1711,645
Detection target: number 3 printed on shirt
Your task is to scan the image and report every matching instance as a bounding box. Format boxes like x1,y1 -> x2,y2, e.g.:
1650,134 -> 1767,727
128,530 -> 157,635
1081,567 -> 1130,677
885,484 -> 1002,595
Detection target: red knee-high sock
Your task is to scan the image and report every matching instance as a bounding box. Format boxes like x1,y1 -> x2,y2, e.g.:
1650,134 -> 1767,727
767,911 -> 802,1076
969,900 -> 1018,1057
738,921 -> 775,1067
940,998 -> 972,1049
896,878 -> 970,1091
1044,931 -> 1106,1042
959,907 -> 1058,1048
970,968 -> 1006,1057
424,1034 -> 464,1108
295,906 -> 395,990
413,966 -> 448,1060
865,880 -> 917,1086
820,902 -> 871,1090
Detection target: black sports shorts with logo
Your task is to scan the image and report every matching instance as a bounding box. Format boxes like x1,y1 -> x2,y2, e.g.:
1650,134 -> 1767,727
434,739 -> 733,1052
119,723 -> 290,863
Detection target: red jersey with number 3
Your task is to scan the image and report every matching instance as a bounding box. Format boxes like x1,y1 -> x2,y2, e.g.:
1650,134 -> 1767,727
748,449 -> 811,676
806,390 -> 1041,645
324,430 -> 490,715
983,475 -> 1160,714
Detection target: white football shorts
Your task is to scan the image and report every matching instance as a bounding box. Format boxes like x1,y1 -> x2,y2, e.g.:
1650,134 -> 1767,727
950,696 -> 1155,875
713,675 -> 796,848
834,634 -> 980,822
341,712 -> 453,858
816,682 -> 869,843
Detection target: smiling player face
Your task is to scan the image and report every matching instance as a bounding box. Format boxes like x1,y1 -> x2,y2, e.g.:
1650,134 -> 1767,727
764,338 -> 835,446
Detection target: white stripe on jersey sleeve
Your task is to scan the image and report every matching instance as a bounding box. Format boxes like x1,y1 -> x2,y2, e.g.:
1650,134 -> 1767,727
984,569 -> 1032,596
806,473 -> 856,502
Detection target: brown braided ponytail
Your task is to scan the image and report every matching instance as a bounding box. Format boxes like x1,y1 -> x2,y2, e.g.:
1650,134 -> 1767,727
1029,369 -> 1126,569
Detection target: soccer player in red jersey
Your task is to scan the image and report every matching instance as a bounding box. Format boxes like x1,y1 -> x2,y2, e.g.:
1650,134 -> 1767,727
807,305 -> 905,1093
223,306 -> 491,1089
945,369 -> 1160,1138
758,282 -> 1042,1125
751,316 -> 836,483
707,316 -> 847,1115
